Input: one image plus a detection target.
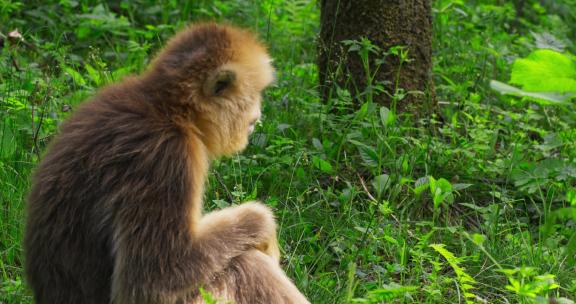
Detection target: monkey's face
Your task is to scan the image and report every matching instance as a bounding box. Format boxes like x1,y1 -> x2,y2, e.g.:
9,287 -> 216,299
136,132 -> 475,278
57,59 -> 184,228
197,53 -> 274,158
246,99 -> 261,136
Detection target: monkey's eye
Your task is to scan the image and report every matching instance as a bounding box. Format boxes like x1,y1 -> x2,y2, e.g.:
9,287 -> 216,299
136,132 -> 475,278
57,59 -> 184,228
214,79 -> 231,96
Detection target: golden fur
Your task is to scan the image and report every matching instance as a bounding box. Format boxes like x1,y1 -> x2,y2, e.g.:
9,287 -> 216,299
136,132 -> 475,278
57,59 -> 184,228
24,23 -> 308,304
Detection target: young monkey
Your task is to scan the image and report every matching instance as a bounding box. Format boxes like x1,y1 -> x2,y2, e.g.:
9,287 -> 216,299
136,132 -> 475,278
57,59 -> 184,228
24,23 -> 309,304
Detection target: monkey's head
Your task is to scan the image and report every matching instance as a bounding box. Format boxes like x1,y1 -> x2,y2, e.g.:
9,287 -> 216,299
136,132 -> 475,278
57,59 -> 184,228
148,23 -> 275,157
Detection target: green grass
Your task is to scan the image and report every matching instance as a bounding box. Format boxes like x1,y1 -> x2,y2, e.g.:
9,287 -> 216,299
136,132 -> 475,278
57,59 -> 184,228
2,0 -> 576,303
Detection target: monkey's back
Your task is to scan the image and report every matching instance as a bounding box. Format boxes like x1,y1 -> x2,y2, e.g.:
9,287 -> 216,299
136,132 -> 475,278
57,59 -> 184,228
24,80 -> 190,304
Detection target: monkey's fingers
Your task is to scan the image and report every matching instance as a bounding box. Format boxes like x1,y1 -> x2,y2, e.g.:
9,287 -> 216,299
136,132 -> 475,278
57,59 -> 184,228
255,233 -> 281,264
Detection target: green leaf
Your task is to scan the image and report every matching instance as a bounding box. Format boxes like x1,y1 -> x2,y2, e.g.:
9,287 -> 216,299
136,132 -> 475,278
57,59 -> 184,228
471,233 -> 486,246
429,177 -> 454,209
349,140 -> 380,168
76,25 -> 91,39
429,176 -> 437,193
212,199 -> 229,208
532,32 -> 566,52
311,156 -> 333,174
460,203 -> 484,211
556,298 -> 576,304
379,106 -> 395,128
199,287 -> 218,304
84,63 -> 103,86
436,178 -> 453,193
453,183 -> 473,191
312,138 -> 323,151
567,188 -> 576,207
430,244 -> 477,297
63,66 -> 87,87
360,283 -> 418,301
414,176 -> 430,197
510,49 -> 576,94
371,174 -> 390,197
356,102 -> 369,119
490,80 -> 571,105
383,235 -> 398,245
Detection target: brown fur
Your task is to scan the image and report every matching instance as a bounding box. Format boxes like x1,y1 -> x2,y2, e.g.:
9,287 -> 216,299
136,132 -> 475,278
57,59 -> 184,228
24,23 -> 308,304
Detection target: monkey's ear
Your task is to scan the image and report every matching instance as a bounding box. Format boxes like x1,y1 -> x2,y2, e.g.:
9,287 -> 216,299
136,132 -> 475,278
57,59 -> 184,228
204,70 -> 236,97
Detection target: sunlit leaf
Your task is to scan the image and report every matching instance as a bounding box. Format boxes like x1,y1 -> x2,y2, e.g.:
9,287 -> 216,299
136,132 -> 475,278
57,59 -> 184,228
311,155 -> 333,174
471,233 -> 486,246
414,176 -> 430,197
510,49 -> 576,94
63,66 -> 87,87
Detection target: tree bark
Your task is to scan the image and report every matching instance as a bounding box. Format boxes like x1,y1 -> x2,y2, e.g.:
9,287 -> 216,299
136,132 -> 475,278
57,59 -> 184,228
318,0 -> 434,112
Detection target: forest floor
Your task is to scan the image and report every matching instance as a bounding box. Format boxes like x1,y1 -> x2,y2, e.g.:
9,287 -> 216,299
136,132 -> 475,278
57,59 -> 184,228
1,1 -> 576,303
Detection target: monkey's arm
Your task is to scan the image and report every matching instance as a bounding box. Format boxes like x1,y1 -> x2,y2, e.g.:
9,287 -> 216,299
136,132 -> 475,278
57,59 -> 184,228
112,200 -> 279,303
109,131 -> 278,303
197,202 -> 281,263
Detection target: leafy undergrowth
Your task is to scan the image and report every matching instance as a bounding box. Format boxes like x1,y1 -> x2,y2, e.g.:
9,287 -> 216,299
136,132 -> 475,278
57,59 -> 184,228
1,0 -> 576,303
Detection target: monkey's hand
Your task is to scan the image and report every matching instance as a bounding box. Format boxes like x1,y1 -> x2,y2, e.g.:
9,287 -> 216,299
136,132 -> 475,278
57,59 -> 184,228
254,224 -> 281,263
197,201 -> 279,262
240,201 -> 281,263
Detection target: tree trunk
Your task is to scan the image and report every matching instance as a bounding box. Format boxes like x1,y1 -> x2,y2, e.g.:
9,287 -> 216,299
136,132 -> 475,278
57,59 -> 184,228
318,0 -> 434,112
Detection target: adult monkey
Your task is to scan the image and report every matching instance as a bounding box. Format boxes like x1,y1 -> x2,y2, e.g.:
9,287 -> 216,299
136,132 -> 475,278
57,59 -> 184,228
25,23 -> 309,304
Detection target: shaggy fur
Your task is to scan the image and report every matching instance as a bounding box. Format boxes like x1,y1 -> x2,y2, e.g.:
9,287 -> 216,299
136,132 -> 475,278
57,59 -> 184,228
24,23 -> 308,304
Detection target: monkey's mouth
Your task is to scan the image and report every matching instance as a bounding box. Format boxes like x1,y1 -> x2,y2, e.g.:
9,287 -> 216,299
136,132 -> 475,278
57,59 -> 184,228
248,119 -> 259,134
